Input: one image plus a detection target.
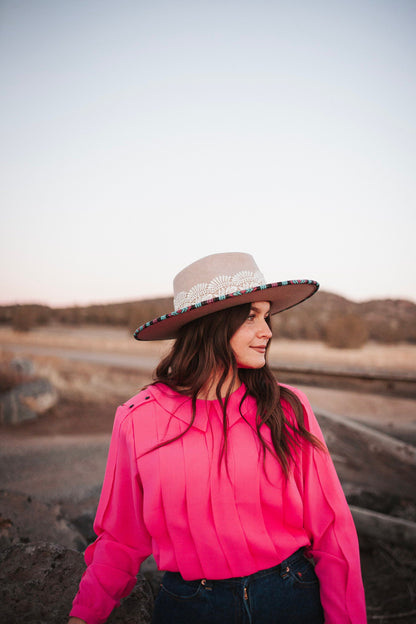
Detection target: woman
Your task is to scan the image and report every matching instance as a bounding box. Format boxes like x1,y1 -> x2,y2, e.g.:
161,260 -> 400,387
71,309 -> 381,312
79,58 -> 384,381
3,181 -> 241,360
69,252 -> 366,624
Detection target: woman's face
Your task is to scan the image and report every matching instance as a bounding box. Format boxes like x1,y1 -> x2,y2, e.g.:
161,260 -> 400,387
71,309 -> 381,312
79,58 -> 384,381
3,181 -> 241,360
229,301 -> 272,369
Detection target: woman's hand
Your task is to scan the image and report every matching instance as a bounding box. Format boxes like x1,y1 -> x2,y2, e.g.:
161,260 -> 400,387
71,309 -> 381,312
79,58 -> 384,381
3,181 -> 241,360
67,618 -> 86,624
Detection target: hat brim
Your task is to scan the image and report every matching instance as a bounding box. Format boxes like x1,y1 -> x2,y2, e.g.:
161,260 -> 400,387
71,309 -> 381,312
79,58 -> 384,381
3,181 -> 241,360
134,280 -> 319,341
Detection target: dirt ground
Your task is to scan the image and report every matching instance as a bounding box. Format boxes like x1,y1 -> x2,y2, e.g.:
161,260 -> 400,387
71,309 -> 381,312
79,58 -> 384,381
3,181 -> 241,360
1,326 -> 416,623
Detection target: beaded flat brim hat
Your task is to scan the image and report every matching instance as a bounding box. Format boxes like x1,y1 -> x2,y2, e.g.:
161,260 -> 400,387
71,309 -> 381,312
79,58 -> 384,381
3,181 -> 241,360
134,252 -> 319,341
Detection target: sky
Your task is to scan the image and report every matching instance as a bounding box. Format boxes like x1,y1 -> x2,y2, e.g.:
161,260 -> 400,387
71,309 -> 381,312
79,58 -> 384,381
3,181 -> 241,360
1,0 -> 415,306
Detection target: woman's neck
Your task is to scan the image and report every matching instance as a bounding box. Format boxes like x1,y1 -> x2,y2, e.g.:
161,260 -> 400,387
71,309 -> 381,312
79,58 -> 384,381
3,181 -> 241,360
197,370 -> 241,400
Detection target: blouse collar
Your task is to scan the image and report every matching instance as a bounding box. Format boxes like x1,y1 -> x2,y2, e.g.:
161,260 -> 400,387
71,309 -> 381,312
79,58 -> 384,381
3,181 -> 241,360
148,382 -> 257,432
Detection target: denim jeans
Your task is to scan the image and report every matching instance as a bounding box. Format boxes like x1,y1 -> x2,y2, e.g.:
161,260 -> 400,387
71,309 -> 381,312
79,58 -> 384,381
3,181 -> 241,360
151,548 -> 324,624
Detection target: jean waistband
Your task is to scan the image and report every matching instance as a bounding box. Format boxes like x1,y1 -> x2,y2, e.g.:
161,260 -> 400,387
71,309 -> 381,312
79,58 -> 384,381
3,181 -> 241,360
166,547 -> 307,588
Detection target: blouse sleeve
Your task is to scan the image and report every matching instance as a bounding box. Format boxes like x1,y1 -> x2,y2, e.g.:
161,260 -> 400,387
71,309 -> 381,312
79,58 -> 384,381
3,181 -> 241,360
69,404 -> 153,624
293,388 -> 367,624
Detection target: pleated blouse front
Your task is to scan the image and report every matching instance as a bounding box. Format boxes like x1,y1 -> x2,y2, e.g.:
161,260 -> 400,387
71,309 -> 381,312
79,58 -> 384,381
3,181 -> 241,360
70,382 -> 367,624
137,382 -> 308,580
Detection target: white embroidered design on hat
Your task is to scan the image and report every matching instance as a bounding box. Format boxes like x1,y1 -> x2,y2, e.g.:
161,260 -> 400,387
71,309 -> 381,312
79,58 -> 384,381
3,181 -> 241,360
174,270 -> 266,310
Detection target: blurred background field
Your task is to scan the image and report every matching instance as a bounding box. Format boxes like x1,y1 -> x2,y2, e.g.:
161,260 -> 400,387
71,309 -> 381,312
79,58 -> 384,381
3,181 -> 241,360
1,318 -> 415,374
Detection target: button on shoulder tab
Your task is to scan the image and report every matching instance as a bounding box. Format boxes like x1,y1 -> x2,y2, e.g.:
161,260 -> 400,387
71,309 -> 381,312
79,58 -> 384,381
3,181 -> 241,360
123,389 -> 155,414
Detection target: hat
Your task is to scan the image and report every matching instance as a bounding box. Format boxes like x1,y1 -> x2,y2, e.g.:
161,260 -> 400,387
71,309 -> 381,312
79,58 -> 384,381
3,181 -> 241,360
134,252 -> 319,341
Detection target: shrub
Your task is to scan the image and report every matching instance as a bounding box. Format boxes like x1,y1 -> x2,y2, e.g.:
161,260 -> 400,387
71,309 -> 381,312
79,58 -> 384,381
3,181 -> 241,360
325,314 -> 369,349
11,306 -> 35,332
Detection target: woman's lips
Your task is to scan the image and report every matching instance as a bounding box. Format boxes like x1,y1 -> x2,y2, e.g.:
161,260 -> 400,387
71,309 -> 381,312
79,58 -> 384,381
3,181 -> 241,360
251,346 -> 267,353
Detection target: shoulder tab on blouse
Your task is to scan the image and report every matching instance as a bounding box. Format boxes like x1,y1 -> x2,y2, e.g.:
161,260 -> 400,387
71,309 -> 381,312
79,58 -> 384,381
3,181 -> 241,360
122,388 -> 156,414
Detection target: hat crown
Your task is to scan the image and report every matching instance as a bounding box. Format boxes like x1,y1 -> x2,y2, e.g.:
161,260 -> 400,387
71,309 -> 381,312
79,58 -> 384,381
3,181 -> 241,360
173,252 -> 266,311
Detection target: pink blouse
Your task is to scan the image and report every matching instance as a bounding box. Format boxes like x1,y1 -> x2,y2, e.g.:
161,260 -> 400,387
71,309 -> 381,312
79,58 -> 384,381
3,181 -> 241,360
70,382 -> 366,623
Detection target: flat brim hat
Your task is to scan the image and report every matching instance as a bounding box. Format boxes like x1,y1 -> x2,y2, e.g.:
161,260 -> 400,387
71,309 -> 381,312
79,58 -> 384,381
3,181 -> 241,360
134,252 -> 319,341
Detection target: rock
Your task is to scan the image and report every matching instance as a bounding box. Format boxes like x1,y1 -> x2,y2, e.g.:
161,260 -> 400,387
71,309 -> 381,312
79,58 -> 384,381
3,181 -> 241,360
140,555 -> 164,598
0,490 -> 86,551
316,409 -> 416,501
68,510 -> 96,544
0,378 -> 58,424
350,505 -> 416,548
60,496 -> 99,544
0,542 -> 154,624
60,498 -> 164,599
9,357 -> 35,376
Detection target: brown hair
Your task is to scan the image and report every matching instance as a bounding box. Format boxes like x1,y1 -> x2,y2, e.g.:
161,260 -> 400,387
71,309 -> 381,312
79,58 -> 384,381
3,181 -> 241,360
152,302 -> 324,476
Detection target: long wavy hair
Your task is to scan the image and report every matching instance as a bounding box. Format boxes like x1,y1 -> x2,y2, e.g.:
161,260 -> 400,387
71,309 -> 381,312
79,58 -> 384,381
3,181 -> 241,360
152,302 -> 324,476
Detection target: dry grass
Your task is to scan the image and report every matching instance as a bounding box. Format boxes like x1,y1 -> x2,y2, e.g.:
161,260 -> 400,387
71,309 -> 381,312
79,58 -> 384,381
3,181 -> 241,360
267,339 -> 416,373
27,356 -> 148,403
0,325 -> 168,357
1,325 -> 415,373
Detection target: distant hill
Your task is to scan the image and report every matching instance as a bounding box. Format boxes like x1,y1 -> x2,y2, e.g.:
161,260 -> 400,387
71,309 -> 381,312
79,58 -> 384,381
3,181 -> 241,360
271,291 -> 416,345
1,291 -> 415,345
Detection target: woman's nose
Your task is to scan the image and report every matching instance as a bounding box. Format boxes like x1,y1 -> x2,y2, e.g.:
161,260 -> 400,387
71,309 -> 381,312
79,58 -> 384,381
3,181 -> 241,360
259,320 -> 272,339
